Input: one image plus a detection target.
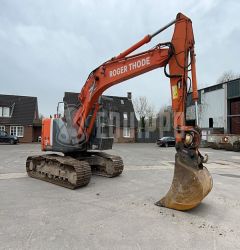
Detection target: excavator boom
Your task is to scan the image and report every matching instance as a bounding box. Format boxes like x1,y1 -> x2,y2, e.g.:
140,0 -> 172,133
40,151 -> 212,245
27,13 -> 213,211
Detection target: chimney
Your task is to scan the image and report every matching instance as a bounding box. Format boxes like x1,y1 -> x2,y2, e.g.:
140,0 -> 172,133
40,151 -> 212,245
127,92 -> 132,100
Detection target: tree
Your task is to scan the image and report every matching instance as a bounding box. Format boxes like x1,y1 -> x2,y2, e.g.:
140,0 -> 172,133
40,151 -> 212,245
133,96 -> 155,132
217,70 -> 240,84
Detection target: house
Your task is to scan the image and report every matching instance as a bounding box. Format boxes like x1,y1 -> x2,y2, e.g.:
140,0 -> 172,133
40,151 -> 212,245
63,92 -> 138,142
0,94 -> 41,142
186,77 -> 240,134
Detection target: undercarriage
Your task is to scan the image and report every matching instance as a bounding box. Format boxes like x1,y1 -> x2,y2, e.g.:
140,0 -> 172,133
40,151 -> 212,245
26,151 -> 124,189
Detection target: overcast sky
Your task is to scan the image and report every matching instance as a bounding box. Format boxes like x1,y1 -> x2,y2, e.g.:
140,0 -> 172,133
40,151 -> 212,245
0,0 -> 239,116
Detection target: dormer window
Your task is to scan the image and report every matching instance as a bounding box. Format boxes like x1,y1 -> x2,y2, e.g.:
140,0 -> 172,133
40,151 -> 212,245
0,107 -> 10,117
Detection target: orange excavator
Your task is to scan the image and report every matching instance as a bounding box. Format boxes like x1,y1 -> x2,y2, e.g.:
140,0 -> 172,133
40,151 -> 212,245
26,13 -> 213,211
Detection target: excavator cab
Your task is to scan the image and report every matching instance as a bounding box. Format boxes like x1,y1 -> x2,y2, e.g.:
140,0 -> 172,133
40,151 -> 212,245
41,102 -> 86,153
41,98 -> 115,153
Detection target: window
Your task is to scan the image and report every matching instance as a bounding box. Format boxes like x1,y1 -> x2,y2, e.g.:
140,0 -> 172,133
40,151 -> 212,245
123,112 -> 128,120
109,112 -> 113,120
0,126 -> 5,131
209,118 -> 213,128
0,107 -> 9,117
123,127 -> 130,138
3,107 -> 10,117
121,100 -> 124,105
10,126 -> 24,137
0,107 -> 10,117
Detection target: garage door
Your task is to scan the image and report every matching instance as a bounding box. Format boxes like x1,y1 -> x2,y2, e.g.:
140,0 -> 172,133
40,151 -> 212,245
230,99 -> 240,134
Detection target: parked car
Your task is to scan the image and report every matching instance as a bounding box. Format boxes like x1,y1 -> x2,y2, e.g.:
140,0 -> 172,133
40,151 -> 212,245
0,130 -> 19,144
156,137 -> 175,147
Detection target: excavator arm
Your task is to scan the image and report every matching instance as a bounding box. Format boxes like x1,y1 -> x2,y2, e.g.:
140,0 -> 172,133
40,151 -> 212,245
73,43 -> 169,141
73,13 -> 198,146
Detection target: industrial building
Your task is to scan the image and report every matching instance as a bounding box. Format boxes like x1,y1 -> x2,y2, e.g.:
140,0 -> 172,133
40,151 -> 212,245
187,77 -> 240,135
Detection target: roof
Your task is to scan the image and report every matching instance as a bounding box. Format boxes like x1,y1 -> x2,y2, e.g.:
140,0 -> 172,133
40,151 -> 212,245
101,95 -> 135,113
197,77 -> 240,92
64,92 -> 80,107
63,92 -> 138,128
0,94 -> 39,125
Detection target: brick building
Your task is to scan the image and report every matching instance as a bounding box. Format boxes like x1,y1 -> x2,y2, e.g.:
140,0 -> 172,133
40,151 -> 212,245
0,94 -> 41,142
63,92 -> 138,143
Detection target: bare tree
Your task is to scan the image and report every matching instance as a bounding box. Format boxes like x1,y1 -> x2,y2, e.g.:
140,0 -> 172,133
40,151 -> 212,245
217,70 -> 240,84
146,104 -> 155,119
133,96 -> 155,131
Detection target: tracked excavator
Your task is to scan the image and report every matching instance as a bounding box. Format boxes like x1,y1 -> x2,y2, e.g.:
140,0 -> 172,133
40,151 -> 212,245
26,13 -> 213,211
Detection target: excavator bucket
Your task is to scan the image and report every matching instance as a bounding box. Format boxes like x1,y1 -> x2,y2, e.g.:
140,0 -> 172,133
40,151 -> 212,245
156,153 -> 213,211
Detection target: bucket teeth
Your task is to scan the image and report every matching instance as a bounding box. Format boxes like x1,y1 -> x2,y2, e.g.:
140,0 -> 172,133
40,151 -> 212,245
156,153 -> 213,211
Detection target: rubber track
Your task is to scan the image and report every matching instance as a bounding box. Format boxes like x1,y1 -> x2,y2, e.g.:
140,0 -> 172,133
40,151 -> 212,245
85,151 -> 124,177
26,154 -> 91,189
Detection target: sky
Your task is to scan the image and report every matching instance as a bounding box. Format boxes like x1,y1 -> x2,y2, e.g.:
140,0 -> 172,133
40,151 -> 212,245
0,0 -> 240,116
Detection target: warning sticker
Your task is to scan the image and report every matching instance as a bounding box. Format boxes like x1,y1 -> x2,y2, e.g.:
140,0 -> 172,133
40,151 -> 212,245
172,85 -> 178,99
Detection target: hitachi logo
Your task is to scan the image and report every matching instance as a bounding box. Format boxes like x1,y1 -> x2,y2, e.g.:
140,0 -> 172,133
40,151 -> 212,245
109,57 -> 151,77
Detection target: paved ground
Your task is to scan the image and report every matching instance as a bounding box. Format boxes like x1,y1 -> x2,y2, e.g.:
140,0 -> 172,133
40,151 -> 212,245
0,143 -> 240,250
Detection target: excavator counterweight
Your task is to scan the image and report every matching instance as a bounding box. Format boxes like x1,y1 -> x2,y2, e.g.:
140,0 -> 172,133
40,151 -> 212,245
26,13 -> 213,211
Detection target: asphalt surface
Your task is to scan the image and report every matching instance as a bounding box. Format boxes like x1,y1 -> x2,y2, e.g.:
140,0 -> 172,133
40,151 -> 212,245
0,143 -> 240,250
